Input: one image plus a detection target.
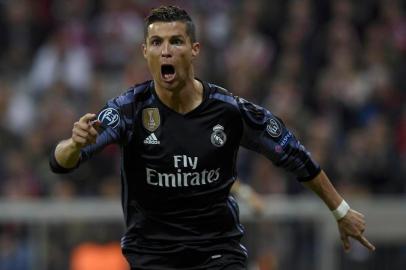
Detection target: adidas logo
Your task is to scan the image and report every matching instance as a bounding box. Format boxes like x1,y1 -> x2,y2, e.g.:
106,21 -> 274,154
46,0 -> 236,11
144,133 -> 160,145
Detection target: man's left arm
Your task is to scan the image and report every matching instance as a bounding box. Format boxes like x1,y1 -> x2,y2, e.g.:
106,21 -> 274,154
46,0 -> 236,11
303,170 -> 376,252
236,97 -> 376,252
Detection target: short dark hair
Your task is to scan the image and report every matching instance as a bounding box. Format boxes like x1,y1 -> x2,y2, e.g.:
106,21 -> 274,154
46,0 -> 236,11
144,5 -> 196,42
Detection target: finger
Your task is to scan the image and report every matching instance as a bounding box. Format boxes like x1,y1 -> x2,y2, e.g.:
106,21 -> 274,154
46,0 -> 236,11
89,119 -> 100,126
89,120 -> 101,136
73,128 -> 90,139
358,235 -> 376,251
353,215 -> 366,228
353,219 -> 366,232
89,130 -> 98,144
76,121 -> 93,131
72,134 -> 87,146
79,113 -> 96,123
73,131 -> 97,145
351,209 -> 365,218
92,120 -> 101,128
79,129 -> 98,143
88,125 -> 99,137
341,235 -> 351,253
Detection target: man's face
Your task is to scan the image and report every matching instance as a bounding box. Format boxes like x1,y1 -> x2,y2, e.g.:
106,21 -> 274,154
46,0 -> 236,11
143,21 -> 200,91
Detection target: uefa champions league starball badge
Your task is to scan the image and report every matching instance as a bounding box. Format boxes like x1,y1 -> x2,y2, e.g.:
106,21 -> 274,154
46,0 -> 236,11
211,124 -> 227,147
266,118 -> 282,138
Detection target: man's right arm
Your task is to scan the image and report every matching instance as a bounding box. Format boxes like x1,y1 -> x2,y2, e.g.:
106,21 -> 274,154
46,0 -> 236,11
54,138 -> 82,169
52,113 -> 100,171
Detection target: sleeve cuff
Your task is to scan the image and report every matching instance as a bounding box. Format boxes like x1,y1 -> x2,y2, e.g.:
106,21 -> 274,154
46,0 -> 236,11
49,149 -> 80,174
297,165 -> 322,182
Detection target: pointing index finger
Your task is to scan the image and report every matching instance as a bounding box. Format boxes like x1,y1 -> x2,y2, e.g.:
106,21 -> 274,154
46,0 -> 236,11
79,113 -> 97,123
358,235 -> 376,251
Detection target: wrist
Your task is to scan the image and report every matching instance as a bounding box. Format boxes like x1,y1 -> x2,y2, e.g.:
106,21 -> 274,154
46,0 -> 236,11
332,200 -> 350,220
54,139 -> 82,167
67,138 -> 83,152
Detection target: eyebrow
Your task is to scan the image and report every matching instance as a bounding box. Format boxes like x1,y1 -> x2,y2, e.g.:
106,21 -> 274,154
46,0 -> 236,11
170,35 -> 185,39
148,34 -> 185,40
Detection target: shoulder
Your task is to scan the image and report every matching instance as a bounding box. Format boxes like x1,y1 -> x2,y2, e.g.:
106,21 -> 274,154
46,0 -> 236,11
99,80 -> 152,128
237,96 -> 274,128
111,80 -> 153,108
205,82 -> 272,127
206,82 -> 239,108
96,81 -> 153,137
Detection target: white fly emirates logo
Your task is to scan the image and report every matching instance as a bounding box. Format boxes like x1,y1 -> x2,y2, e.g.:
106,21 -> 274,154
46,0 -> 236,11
146,155 -> 220,188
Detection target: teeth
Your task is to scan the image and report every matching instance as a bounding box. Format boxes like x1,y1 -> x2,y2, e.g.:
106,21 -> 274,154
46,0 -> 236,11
164,73 -> 174,80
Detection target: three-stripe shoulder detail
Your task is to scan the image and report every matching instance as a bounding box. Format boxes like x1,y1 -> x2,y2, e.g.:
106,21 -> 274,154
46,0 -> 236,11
208,83 -> 238,108
113,81 -> 151,107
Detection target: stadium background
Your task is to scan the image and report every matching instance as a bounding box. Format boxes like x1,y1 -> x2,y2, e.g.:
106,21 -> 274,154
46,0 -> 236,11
0,0 -> 405,269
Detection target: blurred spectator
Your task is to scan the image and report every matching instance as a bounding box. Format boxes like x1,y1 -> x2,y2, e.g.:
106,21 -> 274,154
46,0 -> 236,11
28,26 -> 93,96
224,0 -> 274,102
0,0 -> 40,73
92,0 -> 144,70
0,80 -> 19,148
381,0 -> 406,53
396,107 -> 406,159
1,148 -> 40,198
4,89 -> 36,136
0,225 -> 33,270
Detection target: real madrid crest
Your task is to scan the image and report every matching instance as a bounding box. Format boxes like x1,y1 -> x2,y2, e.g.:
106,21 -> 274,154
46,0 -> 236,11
142,108 -> 161,132
211,124 -> 227,147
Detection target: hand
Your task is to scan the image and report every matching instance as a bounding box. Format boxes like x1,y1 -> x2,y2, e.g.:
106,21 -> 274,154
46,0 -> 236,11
337,209 -> 375,252
247,190 -> 265,214
232,181 -> 265,214
71,113 -> 101,149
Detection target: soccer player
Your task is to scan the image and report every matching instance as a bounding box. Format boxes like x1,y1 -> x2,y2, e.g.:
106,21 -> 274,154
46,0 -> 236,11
50,5 -> 375,270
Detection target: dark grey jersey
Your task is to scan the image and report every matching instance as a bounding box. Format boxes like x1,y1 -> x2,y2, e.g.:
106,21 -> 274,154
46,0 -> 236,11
50,79 -> 320,260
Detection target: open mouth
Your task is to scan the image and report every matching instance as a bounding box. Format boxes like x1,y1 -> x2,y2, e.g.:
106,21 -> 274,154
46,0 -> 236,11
161,64 -> 176,82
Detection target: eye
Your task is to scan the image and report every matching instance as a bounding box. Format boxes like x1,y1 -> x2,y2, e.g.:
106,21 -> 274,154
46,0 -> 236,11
150,39 -> 161,46
171,38 -> 184,45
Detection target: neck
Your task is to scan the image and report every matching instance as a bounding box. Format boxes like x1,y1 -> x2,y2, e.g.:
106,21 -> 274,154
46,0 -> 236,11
154,78 -> 203,114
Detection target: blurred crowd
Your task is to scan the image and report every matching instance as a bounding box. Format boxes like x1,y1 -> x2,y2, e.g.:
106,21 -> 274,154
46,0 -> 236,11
0,0 -> 405,198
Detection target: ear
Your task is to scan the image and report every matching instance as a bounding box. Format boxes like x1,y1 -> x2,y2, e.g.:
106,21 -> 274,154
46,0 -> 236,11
142,43 -> 147,59
191,42 -> 200,58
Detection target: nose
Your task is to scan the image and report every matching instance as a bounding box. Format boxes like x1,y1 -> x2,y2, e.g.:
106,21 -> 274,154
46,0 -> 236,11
161,42 -> 172,58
